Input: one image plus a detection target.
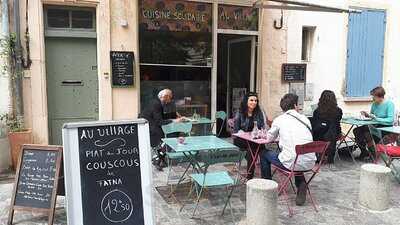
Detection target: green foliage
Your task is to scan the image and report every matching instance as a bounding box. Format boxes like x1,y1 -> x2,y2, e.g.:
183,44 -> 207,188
0,113 -> 25,133
0,33 -> 22,80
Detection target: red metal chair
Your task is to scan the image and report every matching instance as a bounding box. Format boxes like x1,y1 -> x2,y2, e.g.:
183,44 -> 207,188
368,125 -> 400,183
272,141 -> 330,216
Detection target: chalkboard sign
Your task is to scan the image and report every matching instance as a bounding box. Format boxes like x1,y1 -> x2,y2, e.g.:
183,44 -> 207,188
110,51 -> 135,87
282,63 -> 307,82
62,120 -> 154,225
8,145 -> 62,225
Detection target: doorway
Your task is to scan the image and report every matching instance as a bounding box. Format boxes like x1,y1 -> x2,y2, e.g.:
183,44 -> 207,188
45,37 -> 99,145
217,34 -> 257,135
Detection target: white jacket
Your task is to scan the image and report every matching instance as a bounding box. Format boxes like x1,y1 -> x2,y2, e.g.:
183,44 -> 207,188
266,110 -> 316,171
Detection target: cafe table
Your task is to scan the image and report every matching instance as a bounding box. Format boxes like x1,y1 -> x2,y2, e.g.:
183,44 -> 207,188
162,136 -> 238,194
377,126 -> 400,135
339,117 -> 382,147
232,132 -> 269,177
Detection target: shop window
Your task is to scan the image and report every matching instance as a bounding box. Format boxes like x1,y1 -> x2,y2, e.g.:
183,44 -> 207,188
139,30 -> 212,66
47,9 -> 70,28
301,26 -> 315,61
140,65 -> 211,118
71,10 -> 94,29
46,7 -> 95,30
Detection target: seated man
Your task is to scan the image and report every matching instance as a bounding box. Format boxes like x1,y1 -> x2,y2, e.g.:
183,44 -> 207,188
260,93 -> 316,206
140,89 -> 182,170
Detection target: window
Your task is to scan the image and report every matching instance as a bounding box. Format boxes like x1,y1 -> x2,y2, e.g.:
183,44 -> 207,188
139,31 -> 212,66
140,65 -> 211,117
46,7 -> 96,30
301,26 -> 315,61
346,10 -> 386,97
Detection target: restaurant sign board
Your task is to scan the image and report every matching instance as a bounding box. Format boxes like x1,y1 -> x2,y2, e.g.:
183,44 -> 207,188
139,0 -> 212,32
218,5 -> 259,31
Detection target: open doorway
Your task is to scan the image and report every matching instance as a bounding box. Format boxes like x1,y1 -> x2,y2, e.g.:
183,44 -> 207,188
217,34 -> 257,136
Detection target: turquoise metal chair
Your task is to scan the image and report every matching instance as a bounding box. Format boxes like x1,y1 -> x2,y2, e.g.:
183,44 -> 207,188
212,111 -> 227,137
180,149 -> 245,219
162,122 -> 193,186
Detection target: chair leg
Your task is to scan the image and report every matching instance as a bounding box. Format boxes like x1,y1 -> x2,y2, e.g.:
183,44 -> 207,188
221,186 -> 235,216
306,185 -> 318,212
282,186 -> 294,217
180,181 -> 195,212
192,186 -> 205,218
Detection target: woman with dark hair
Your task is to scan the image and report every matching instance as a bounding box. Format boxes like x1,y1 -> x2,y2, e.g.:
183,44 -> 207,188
353,86 -> 395,160
233,92 -> 267,179
311,90 -> 343,164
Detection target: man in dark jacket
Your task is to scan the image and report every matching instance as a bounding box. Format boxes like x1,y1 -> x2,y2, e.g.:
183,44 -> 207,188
140,89 -> 182,170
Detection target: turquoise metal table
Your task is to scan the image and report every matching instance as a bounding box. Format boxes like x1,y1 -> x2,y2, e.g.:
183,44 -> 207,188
377,126 -> 400,135
162,136 -> 238,195
339,117 -> 382,156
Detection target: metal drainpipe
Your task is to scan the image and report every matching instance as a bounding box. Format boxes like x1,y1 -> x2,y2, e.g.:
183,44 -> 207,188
13,0 -> 24,120
1,0 -> 11,115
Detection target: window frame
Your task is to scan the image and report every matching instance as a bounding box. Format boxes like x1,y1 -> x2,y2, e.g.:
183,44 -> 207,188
44,6 -> 96,37
301,26 -> 316,62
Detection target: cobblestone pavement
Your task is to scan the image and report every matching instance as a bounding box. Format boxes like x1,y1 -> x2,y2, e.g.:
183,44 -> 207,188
1,158 -> 400,225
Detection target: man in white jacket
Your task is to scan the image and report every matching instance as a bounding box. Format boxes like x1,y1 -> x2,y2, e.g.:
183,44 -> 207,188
261,93 -> 316,206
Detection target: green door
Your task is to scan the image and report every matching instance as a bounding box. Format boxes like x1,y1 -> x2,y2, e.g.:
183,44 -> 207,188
46,37 -> 98,145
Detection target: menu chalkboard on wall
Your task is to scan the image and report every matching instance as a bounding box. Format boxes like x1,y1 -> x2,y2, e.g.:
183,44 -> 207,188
62,120 -> 154,225
110,51 -> 135,87
282,63 -> 307,82
8,145 -> 62,225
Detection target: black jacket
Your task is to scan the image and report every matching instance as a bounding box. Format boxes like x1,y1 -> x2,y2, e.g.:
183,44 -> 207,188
140,99 -> 176,147
311,107 -> 343,141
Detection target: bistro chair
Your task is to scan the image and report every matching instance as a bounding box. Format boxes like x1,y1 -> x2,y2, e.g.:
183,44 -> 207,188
180,149 -> 245,220
162,122 -> 193,187
334,133 -> 357,164
210,111 -> 227,137
272,141 -> 330,216
368,125 -> 400,183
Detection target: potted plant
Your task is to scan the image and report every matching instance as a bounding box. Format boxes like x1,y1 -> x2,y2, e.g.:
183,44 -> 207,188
0,113 -> 32,170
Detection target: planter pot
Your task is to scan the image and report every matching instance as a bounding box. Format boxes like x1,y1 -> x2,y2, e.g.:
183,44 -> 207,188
8,129 -> 32,170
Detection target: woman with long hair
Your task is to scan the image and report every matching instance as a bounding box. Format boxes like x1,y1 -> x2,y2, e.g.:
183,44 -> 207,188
311,90 -> 343,164
233,92 -> 267,179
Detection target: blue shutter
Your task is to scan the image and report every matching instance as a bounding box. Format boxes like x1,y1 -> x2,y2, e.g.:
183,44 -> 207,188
346,10 -> 386,97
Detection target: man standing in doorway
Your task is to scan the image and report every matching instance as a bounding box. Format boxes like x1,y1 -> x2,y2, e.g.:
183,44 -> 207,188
140,89 -> 182,170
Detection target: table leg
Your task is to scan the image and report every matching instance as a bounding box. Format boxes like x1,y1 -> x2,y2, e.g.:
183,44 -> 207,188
169,151 -> 203,198
245,141 -> 261,177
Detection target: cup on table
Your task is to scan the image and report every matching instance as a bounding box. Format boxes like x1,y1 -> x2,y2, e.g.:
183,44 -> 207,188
177,136 -> 185,144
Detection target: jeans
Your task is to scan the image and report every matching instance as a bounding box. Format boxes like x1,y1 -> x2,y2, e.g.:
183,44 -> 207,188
260,149 -> 305,187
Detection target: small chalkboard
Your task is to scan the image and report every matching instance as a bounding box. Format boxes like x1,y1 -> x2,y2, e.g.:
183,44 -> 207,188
282,63 -> 307,82
110,51 -> 135,87
8,145 -> 62,225
62,120 -> 154,225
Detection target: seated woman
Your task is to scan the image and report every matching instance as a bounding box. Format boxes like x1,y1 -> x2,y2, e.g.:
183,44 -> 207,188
311,90 -> 343,164
353,86 -> 395,160
233,92 -> 267,180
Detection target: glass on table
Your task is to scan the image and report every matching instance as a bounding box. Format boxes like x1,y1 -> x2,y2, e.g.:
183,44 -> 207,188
177,136 -> 185,145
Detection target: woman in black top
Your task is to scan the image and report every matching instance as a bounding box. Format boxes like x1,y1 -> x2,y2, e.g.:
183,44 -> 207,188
233,92 -> 267,179
311,90 -> 343,164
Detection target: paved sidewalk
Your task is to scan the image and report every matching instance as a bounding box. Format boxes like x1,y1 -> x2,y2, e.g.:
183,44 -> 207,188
1,159 -> 400,225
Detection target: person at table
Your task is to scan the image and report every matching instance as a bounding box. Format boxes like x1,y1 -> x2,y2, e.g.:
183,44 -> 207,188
353,86 -> 395,160
233,92 -> 267,180
260,93 -> 315,206
140,89 -> 183,170
311,90 -> 343,164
